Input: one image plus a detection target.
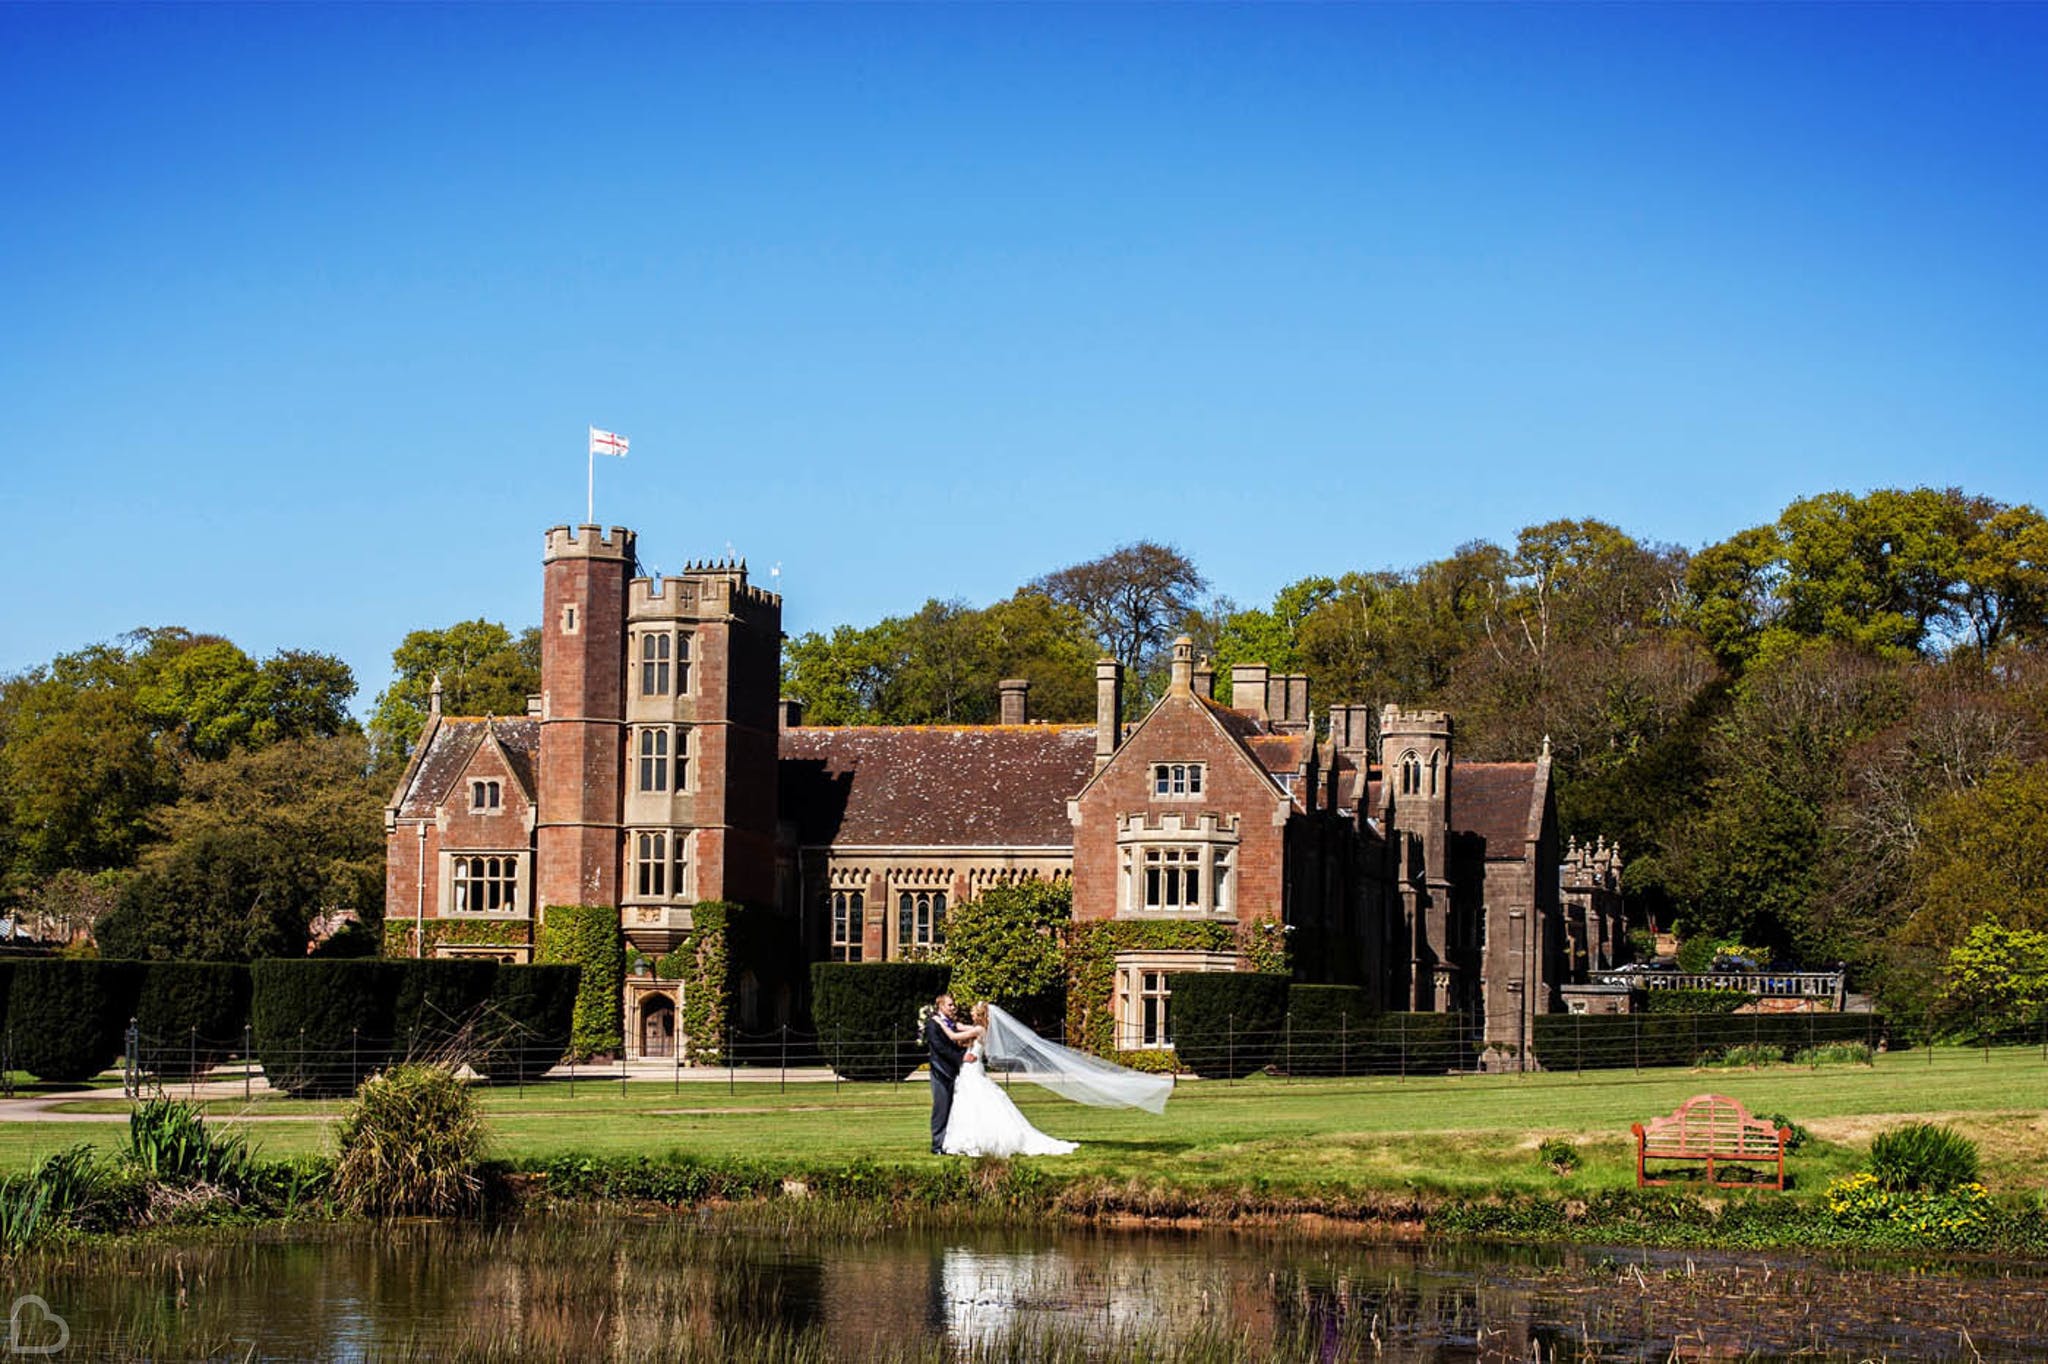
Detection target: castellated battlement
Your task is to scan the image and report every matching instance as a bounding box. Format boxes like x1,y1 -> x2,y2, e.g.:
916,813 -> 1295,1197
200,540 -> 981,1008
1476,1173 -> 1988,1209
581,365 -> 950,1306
1378,704 -> 1453,732
1114,810 -> 1240,838
630,561 -> 781,618
544,524 -> 636,561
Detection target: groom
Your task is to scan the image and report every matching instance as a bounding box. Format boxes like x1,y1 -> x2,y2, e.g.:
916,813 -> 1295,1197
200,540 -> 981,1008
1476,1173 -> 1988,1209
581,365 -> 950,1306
924,992 -> 975,1154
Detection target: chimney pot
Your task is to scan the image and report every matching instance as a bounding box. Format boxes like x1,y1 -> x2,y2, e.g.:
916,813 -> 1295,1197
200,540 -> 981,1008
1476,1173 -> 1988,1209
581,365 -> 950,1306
998,678 -> 1030,725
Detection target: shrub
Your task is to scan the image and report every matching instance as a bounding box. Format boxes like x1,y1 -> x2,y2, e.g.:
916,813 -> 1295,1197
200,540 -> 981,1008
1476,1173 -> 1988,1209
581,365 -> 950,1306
1640,988 -> 1754,1015
135,962 -> 252,1077
472,964 -> 581,1083
1536,1136 -> 1579,1177
1166,972 -> 1289,1079
333,1063 -> 486,1217
392,957 -> 500,1059
1710,1042 -> 1788,1068
811,961 -> 951,1081
126,1098 -> 253,1189
940,880 -> 1070,1037
1869,1122 -> 1980,1194
5,959 -> 144,1083
1762,1113 -> 1812,1153
1794,1040 -> 1873,1066
537,905 -> 624,1058
250,958 -> 406,1097
1277,984 -> 1376,1076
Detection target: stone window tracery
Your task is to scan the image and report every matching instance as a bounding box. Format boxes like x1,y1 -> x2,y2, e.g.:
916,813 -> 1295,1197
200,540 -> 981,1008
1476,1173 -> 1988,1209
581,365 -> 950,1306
830,890 -> 865,962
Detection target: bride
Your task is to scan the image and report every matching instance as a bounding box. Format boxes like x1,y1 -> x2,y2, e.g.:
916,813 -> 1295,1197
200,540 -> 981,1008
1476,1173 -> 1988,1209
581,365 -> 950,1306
941,1002 -> 1174,1158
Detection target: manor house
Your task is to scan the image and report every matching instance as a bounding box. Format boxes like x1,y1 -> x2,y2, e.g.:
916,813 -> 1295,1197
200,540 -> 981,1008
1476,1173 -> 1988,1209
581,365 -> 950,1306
382,525 -> 1624,1061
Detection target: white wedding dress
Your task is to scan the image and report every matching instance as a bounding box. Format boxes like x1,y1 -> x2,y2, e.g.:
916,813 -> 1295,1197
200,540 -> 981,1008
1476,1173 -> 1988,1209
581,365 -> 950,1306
942,1055 -> 1078,1157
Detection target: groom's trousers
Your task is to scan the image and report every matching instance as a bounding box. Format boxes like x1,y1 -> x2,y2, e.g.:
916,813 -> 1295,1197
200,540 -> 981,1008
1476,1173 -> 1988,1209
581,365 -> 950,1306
930,1072 -> 953,1153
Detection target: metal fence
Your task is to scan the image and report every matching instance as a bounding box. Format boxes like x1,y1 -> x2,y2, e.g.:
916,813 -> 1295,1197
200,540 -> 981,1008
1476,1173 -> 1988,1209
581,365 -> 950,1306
42,1009 -> 2047,1103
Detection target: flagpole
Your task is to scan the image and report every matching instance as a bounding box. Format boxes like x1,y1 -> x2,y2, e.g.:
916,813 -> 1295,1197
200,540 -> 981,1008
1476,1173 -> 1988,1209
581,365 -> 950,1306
588,443 -> 595,527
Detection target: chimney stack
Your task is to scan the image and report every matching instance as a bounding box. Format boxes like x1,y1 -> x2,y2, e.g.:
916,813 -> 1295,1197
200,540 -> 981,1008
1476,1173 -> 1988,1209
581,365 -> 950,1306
1192,656 -> 1215,700
780,697 -> 805,729
1229,663 -> 1270,721
1169,636 -> 1194,693
999,678 -> 1030,725
1094,658 -> 1124,771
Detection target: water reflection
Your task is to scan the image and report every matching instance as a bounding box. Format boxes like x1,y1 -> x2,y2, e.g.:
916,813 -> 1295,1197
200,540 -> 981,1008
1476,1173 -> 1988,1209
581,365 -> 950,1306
22,1219 -> 2048,1361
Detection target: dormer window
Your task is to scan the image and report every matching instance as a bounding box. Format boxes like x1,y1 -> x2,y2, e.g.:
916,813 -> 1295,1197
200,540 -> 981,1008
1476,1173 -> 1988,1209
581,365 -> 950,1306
469,780 -> 501,812
1151,763 -> 1204,798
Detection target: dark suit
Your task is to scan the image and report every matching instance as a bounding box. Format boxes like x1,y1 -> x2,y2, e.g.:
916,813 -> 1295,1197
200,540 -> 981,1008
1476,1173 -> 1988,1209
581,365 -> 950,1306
925,1013 -> 967,1153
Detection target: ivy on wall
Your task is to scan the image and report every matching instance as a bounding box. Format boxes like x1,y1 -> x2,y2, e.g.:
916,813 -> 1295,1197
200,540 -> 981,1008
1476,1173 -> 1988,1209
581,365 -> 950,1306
536,905 -> 624,1058
1065,919 -> 1281,1057
381,919 -> 535,956
654,901 -> 740,1066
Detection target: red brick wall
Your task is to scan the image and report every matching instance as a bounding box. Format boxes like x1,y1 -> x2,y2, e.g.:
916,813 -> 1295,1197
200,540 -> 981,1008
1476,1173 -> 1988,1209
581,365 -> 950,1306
538,549 -> 628,908
1072,694 -> 1291,924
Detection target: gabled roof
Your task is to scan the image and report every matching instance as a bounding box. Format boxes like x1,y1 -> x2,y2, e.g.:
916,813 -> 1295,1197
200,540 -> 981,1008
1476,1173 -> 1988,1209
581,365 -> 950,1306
390,717 -> 540,820
1454,762 -> 1541,856
779,725 -> 1096,848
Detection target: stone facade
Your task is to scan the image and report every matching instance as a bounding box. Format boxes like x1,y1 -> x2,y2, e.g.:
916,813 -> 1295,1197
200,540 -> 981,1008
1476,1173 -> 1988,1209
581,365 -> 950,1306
383,522 -> 1626,1061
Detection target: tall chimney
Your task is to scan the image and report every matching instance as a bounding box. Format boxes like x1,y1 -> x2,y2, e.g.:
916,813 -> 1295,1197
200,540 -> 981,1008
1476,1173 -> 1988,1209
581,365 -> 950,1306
1229,663 -> 1270,721
1192,656 -> 1215,700
1169,636 -> 1194,693
1094,658 -> 1123,771
999,678 -> 1030,725
780,697 -> 805,729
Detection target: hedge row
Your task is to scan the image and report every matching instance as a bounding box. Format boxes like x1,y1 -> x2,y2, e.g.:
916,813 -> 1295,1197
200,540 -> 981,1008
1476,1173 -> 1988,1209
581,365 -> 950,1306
811,961 -> 952,1082
0,958 -> 578,1091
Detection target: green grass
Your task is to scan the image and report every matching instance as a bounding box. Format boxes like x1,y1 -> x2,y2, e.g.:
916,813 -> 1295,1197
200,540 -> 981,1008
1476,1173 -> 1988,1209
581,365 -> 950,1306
5,1046 -> 2043,1199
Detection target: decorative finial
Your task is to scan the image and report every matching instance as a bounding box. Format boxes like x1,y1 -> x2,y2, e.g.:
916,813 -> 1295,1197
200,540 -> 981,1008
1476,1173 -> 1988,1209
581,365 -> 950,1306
429,672 -> 443,717
1541,733 -> 1551,759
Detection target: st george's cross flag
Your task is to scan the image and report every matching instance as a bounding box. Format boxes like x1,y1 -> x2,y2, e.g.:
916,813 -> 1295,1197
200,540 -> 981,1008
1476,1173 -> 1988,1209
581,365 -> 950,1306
589,427 -> 629,458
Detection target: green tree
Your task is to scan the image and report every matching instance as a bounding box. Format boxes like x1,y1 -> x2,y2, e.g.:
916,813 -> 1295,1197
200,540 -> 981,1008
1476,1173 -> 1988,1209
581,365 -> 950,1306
1936,920 -> 2048,1040
1210,576 -> 1337,698
97,824 -> 324,961
368,620 -> 539,770
1032,542 -> 1207,710
938,878 -> 1071,1036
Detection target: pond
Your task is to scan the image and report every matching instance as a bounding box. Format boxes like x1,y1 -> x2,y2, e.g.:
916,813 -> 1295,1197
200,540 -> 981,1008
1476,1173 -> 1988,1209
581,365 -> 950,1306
18,1216 -> 2048,1361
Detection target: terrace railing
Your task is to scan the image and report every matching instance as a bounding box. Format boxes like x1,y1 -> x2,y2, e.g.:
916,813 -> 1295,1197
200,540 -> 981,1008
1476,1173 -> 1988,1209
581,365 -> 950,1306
1591,970 -> 1846,1009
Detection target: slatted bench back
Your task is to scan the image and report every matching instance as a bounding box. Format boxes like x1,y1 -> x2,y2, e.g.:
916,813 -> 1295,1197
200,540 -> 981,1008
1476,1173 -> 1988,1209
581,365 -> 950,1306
1639,1094 -> 1778,1156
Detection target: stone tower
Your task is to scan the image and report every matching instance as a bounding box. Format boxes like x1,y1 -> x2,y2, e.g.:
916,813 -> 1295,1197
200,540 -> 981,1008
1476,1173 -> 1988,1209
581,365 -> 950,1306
1380,705 -> 1455,1011
619,555 -> 783,952
537,524 -> 636,911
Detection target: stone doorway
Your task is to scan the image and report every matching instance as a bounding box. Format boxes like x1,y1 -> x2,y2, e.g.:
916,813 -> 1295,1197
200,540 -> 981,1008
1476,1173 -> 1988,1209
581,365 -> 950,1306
639,996 -> 676,1059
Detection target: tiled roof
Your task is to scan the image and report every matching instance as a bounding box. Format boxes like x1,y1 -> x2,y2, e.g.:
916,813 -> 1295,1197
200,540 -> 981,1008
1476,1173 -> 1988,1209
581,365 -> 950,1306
779,725 -> 1097,848
1245,734 -> 1308,776
1455,762 -> 1540,857
394,717 -> 539,818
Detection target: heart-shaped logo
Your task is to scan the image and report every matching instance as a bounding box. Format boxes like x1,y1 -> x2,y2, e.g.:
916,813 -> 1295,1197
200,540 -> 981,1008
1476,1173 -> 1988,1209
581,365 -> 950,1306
7,1295 -> 68,1355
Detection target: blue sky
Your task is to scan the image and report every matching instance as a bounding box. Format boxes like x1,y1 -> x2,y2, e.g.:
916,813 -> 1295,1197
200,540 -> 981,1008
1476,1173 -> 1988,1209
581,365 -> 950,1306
3,4 -> 2045,712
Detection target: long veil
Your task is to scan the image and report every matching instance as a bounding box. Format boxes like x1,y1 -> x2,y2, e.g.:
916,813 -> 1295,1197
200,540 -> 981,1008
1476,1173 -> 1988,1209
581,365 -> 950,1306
980,1004 -> 1174,1114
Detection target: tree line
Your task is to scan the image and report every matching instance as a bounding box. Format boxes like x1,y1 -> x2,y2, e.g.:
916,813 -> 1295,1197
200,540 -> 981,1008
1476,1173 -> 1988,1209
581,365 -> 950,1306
2,486 -> 2044,1031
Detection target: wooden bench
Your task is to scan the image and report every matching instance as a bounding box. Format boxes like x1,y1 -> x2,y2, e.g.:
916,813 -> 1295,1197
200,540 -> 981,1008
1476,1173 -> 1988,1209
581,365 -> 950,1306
1632,1094 -> 1789,1190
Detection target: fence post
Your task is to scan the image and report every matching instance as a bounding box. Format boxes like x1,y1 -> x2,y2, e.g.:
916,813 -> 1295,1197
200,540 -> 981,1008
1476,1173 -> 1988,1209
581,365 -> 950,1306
568,1049 -> 576,1098
1632,1011 -> 1640,1074
833,1028 -> 842,1096
728,1026 -> 736,1095
1340,1014 -> 1348,1080
1575,1012 -> 1582,1076
780,1024 -> 788,1095
1227,1014 -> 1235,1081
351,1027 -> 359,1092
674,1044 -> 681,1097
243,1023 -> 253,1101
1284,1011 -> 1292,1080
125,1019 -> 140,1099
1399,1013 -> 1408,1081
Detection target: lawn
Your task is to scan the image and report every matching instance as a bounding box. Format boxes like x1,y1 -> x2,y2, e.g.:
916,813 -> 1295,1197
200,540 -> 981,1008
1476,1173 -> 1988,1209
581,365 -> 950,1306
4,1046 -> 2042,1198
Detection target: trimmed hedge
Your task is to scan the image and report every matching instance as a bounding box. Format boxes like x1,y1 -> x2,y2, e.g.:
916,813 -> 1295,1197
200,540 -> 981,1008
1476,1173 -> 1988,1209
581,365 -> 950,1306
812,961 -> 951,1082
1166,972 -> 1289,1078
250,958 -> 408,1097
393,958 -> 500,1058
6,960 -> 145,1083
1531,1009 -> 1886,1072
1275,984 -> 1377,1077
135,962 -> 252,1077
537,905 -> 624,1058
474,964 -> 581,1083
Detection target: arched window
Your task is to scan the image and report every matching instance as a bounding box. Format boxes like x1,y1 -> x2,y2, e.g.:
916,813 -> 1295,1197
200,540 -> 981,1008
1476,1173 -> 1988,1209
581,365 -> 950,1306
896,889 -> 946,951
638,728 -> 669,792
1399,751 -> 1421,796
1428,750 -> 1441,796
640,633 -> 671,696
634,831 -> 668,898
